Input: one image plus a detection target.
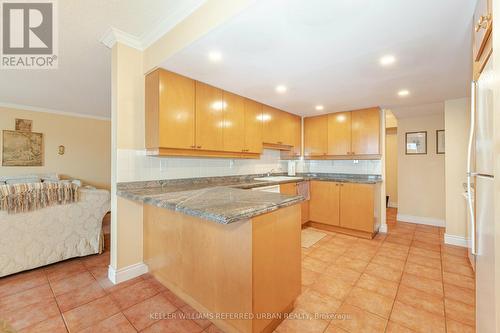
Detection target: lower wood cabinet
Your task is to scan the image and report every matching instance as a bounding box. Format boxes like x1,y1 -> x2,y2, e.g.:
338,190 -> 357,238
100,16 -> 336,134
280,182 -> 310,224
309,181 -> 339,225
308,180 -> 375,237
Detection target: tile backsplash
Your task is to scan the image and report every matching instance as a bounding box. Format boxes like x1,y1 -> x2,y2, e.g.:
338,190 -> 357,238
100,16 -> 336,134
117,149 -> 381,182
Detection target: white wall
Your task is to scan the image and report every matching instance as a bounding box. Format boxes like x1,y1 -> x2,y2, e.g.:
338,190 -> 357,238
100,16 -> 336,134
395,104 -> 445,226
444,98 -> 470,242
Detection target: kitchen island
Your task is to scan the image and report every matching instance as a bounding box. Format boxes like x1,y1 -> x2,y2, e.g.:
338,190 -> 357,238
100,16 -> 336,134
118,177 -> 305,333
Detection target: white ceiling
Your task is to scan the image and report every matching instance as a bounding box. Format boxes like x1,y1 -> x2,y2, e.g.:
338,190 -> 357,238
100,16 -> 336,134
0,0 -> 205,119
161,0 -> 476,117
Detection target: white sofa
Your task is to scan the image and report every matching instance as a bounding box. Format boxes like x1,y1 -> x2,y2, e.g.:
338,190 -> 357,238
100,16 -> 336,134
0,182 -> 110,277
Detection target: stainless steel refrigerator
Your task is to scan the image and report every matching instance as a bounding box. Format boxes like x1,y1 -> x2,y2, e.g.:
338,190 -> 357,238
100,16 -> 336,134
467,55 -> 495,333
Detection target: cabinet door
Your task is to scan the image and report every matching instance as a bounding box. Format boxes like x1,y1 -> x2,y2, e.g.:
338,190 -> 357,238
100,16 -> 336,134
328,112 -> 351,155
195,81 -> 224,151
244,99 -> 263,153
222,91 -> 245,152
146,70 -> 195,149
309,181 -> 339,225
289,114 -> 302,156
280,183 -> 297,195
304,115 -> 328,156
262,105 -> 281,144
473,0 -> 492,62
351,108 -> 380,155
339,183 -> 374,232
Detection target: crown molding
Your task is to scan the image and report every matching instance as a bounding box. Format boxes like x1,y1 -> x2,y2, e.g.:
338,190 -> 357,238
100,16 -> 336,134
0,102 -> 111,121
100,0 -> 207,51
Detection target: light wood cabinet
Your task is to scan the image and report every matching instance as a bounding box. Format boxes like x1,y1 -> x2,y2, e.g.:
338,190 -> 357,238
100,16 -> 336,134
351,108 -> 380,155
308,181 -> 376,237
262,106 -> 282,145
304,108 -> 380,159
222,91 -> 245,152
339,183 -> 374,232
146,70 -> 195,149
473,0 -> 493,79
243,99 -> 263,154
309,181 -> 339,226
280,182 -> 310,224
289,114 -> 302,156
195,81 -> 224,151
327,112 -> 351,155
304,115 -> 328,157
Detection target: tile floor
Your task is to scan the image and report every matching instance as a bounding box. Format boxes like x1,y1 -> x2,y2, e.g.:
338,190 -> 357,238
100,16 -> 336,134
0,209 -> 475,333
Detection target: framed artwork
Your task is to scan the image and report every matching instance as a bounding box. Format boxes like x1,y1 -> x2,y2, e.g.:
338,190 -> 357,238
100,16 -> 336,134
2,130 -> 44,166
436,130 -> 445,154
405,131 -> 427,155
15,118 -> 32,132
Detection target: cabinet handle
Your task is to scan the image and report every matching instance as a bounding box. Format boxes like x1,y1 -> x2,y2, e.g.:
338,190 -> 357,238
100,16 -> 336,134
197,146 -> 202,149
475,14 -> 491,32
277,141 -> 283,144
190,145 -> 196,148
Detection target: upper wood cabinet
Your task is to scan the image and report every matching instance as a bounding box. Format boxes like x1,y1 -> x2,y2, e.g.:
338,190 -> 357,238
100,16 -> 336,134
304,107 -> 380,159
195,81 -> 224,151
473,0 -> 492,79
304,115 -> 328,156
146,69 -> 195,150
351,108 -> 380,156
243,98 -> 263,154
327,112 -> 351,155
262,106 -> 301,150
222,91 -> 245,152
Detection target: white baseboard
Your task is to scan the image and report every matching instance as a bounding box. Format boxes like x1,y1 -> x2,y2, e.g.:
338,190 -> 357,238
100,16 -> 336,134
396,214 -> 445,227
108,262 -> 149,285
379,224 -> 388,233
388,202 -> 398,208
444,234 -> 468,248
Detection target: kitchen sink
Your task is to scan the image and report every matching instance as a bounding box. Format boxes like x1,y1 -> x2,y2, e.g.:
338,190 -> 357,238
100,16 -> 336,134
253,176 -> 303,182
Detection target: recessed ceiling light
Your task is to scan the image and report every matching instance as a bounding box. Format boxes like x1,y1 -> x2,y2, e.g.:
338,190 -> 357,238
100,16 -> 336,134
315,105 -> 324,111
380,55 -> 396,66
398,89 -> 410,97
275,85 -> 287,93
208,50 -> 222,62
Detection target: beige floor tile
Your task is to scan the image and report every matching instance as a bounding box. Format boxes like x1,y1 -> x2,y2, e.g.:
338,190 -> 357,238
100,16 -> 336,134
308,247 -> 343,264
0,284 -> 53,313
0,270 -> 48,298
79,313 -> 136,333
301,268 -> 320,287
123,293 -> 177,331
275,308 -> 329,333
333,303 -> 387,333
62,296 -> 120,332
302,257 -> 328,274
371,255 -> 406,271
396,285 -> 444,316
56,281 -> 106,312
390,301 -> 445,333
404,262 -> 442,281
446,319 -> 475,333
355,273 -> 399,299
409,246 -> 441,259
400,272 -> 443,297
295,288 -> 342,315
411,240 -> 441,252
444,283 -> 475,306
50,271 -> 96,296
442,261 -> 474,278
311,275 -> 353,301
323,265 -> 362,284
344,286 -> 394,318
18,315 -> 67,333
334,256 -> 369,273
3,298 -> 60,331
442,271 -> 475,290
444,299 -> 475,326
406,253 -> 441,269
364,262 -> 403,282
110,279 -> 161,310
385,321 -> 416,332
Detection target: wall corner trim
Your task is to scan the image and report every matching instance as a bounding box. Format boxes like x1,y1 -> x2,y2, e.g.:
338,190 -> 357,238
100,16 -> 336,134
379,224 -> 388,233
100,27 -> 143,50
108,262 -> 149,285
444,233 -> 468,248
396,213 -> 445,227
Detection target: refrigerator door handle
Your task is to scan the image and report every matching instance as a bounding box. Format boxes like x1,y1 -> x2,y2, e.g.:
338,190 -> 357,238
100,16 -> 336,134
467,80 -> 476,255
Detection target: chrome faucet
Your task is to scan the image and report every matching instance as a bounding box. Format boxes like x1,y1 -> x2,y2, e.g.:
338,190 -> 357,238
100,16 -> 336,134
266,167 -> 282,177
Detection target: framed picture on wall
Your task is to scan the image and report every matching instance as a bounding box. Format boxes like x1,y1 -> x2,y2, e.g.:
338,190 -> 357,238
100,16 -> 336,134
436,130 -> 445,154
405,131 -> 427,155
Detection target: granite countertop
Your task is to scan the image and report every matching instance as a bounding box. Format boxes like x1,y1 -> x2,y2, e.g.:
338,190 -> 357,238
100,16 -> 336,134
117,173 -> 381,224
